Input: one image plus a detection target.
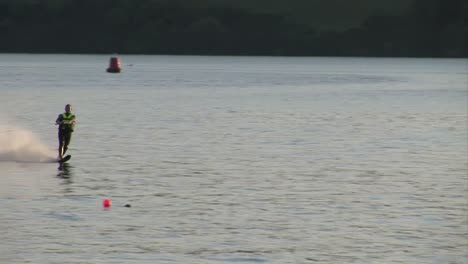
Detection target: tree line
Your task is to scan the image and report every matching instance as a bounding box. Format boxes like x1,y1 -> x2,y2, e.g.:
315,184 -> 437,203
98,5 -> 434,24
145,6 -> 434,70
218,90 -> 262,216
0,0 -> 466,57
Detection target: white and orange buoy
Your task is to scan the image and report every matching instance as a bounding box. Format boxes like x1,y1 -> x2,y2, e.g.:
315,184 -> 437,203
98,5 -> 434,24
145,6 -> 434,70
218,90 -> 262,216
106,56 -> 121,73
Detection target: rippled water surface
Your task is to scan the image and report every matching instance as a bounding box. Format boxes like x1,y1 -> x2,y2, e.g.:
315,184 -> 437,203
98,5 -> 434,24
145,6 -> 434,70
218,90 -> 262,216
0,55 -> 467,263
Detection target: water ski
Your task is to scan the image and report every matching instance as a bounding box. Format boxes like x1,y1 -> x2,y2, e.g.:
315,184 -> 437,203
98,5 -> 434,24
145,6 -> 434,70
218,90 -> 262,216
59,155 -> 71,163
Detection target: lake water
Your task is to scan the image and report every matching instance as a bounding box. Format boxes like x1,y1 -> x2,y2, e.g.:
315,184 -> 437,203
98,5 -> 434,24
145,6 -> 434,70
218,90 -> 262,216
0,54 -> 467,264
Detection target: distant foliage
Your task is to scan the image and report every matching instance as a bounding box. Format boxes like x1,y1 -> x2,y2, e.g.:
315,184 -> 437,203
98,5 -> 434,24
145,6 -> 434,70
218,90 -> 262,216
0,0 -> 466,57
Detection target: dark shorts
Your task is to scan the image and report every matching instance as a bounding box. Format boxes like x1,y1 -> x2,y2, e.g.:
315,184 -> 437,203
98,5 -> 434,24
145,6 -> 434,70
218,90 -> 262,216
58,129 -> 73,146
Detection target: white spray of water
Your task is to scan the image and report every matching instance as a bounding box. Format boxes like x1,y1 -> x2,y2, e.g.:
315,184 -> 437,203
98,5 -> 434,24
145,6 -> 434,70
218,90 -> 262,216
0,125 -> 56,163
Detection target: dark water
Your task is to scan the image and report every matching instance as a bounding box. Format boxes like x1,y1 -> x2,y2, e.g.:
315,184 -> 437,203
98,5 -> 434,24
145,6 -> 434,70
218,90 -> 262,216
0,55 -> 467,263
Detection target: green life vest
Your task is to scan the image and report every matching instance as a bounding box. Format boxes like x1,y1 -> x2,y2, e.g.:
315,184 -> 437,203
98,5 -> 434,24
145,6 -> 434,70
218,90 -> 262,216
61,113 -> 75,130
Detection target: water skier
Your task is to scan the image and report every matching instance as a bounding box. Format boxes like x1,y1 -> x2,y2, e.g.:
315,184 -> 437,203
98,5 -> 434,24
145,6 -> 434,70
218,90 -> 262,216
55,104 -> 76,161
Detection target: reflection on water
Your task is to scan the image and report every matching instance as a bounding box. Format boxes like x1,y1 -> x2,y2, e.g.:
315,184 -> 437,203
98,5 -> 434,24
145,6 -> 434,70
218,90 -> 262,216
57,163 -> 72,178
57,163 -> 73,194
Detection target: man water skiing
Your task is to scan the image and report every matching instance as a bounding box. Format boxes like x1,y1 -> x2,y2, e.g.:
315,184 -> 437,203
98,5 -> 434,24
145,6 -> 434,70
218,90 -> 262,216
55,104 -> 76,161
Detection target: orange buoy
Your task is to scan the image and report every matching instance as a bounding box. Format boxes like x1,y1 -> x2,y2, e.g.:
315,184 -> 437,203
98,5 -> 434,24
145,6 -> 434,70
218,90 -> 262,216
106,57 -> 121,73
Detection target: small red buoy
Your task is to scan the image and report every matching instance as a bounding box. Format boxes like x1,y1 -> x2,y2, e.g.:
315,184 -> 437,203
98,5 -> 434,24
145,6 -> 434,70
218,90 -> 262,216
103,199 -> 112,208
106,57 -> 121,73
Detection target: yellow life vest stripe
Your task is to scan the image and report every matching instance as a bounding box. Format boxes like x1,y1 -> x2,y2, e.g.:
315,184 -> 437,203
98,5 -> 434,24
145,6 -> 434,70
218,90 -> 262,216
61,113 -> 75,125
